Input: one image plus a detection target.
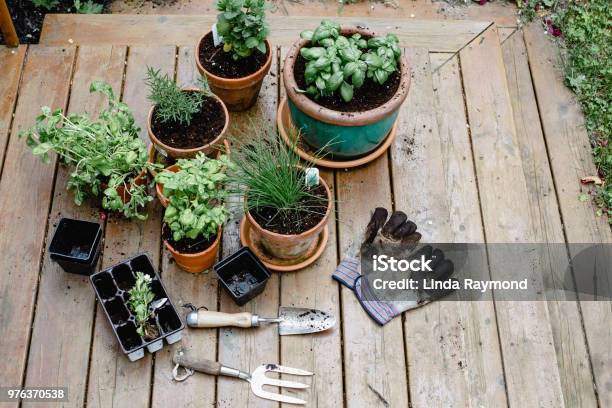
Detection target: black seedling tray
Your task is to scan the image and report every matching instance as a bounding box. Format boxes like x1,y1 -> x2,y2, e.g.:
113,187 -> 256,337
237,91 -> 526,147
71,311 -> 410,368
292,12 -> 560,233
49,218 -> 102,275
214,247 -> 271,306
90,253 -> 184,361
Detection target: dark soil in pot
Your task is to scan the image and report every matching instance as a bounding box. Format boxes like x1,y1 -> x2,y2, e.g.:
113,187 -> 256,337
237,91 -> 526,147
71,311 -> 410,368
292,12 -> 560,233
1,0 -> 110,44
249,183 -> 328,234
151,95 -> 226,149
293,53 -> 401,112
198,31 -> 269,79
162,224 -> 218,254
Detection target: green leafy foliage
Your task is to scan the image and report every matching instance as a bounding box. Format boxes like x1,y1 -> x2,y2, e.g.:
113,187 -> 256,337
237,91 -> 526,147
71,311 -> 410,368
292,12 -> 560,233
74,0 -> 104,14
31,0 -> 59,10
216,0 -> 269,60
145,67 -> 213,126
156,153 -> 230,242
228,119 -> 325,221
19,81 -> 157,220
298,20 -> 401,102
127,272 -> 157,338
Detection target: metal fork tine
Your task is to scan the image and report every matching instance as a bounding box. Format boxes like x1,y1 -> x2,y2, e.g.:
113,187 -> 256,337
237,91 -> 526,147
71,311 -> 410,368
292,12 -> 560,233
266,365 -> 314,376
263,378 -> 309,389
251,388 -> 307,405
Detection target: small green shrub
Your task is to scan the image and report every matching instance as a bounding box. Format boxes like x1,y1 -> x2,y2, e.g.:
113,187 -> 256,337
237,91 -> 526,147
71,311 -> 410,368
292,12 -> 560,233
31,0 -> 59,10
298,20 -> 401,102
20,81 -> 157,220
156,153 -> 230,242
215,0 -> 269,60
145,67 -> 213,126
127,272 -> 158,339
74,0 -> 104,14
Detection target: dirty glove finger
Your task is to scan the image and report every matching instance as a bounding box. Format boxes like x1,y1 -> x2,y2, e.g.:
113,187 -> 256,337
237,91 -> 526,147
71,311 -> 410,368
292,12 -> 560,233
364,207 -> 388,244
401,231 -> 422,245
429,248 -> 445,270
423,259 -> 455,299
381,211 -> 407,239
389,220 -> 416,241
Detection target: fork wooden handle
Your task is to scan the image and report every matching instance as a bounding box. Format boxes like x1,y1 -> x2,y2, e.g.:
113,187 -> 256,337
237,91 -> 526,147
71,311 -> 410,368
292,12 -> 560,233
173,354 -> 221,375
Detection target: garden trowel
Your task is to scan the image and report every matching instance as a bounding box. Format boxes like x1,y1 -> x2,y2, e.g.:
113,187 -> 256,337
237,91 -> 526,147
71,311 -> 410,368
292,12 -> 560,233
185,306 -> 335,335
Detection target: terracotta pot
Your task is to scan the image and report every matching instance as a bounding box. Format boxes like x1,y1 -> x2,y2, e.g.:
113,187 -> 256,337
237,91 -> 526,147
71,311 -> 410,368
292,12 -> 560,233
147,88 -> 229,159
155,164 -> 179,208
164,227 -> 222,273
196,33 -> 273,112
101,169 -> 148,205
283,26 -> 410,159
245,177 -> 332,260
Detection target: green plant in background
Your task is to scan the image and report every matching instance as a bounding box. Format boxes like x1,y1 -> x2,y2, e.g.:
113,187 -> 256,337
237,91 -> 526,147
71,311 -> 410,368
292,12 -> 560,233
215,0 -> 269,60
74,0 -> 103,14
145,67 -> 213,126
298,20 -> 401,102
127,272 -> 159,339
156,153 -> 230,242
228,119 -> 326,226
20,81 -> 157,220
31,0 -> 59,10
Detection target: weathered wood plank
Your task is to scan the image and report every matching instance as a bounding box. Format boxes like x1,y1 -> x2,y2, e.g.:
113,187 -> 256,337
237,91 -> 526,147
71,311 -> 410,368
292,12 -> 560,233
40,14 -> 491,53
524,24 -> 612,406
150,45 -> 218,408
501,31 -> 598,407
0,45 -> 75,403
336,160 -> 408,406
23,45 -> 127,408
86,45 -> 175,408
278,47 -> 343,408
0,46 -> 26,175
460,26 -> 565,407
394,51 -> 507,408
216,47 -> 280,408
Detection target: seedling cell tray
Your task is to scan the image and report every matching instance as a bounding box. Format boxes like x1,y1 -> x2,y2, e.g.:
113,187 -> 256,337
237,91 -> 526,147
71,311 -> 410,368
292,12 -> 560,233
90,253 -> 184,361
214,246 -> 271,306
49,218 -> 102,275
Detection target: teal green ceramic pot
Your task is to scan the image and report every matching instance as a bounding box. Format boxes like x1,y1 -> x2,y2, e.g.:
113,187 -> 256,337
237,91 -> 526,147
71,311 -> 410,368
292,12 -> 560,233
283,26 -> 410,159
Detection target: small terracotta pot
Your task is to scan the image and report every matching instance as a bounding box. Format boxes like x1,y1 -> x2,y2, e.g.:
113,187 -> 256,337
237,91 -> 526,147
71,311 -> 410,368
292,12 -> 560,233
283,26 -> 410,158
147,88 -> 229,159
196,33 -> 272,112
245,177 -> 332,260
155,164 -> 179,208
164,227 -> 222,273
101,169 -> 148,205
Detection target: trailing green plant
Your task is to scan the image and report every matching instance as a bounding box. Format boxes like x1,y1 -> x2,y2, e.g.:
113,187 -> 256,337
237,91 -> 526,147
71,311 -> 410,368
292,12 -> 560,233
298,20 -> 401,102
215,0 -> 269,60
227,119 -> 327,225
156,153 -> 230,242
20,81 -> 157,220
31,0 -> 59,10
74,0 -> 104,14
127,272 -> 159,339
145,67 -> 214,126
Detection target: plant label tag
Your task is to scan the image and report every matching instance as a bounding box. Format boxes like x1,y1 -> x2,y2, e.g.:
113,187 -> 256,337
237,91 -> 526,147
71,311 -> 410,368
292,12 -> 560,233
305,167 -> 320,188
212,24 -> 223,47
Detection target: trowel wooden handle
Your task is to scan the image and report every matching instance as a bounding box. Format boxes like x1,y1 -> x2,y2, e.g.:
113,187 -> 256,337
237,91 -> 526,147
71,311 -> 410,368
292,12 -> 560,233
173,354 -> 221,375
190,310 -> 255,328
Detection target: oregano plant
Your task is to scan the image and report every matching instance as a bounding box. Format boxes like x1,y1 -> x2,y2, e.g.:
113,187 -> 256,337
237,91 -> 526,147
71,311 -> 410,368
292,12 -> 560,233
298,20 -> 401,102
20,81 -> 159,220
215,0 -> 269,60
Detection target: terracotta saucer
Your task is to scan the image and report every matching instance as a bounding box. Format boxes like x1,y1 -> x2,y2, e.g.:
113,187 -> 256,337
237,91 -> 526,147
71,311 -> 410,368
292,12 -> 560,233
239,217 -> 329,272
276,96 -> 398,169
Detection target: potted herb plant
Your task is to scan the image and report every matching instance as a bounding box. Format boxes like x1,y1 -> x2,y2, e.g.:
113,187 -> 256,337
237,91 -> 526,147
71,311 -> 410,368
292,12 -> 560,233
283,20 -> 410,159
196,0 -> 272,111
229,122 -> 332,260
127,271 -> 160,341
20,81 -> 157,220
155,153 -> 230,273
146,67 -> 229,160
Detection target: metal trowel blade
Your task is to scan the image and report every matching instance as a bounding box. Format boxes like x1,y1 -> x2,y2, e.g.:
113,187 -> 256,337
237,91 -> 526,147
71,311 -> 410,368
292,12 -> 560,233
278,306 -> 336,336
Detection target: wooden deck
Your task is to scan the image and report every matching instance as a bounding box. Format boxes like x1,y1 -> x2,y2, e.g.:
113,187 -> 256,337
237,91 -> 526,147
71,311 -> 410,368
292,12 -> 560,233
0,14 -> 610,408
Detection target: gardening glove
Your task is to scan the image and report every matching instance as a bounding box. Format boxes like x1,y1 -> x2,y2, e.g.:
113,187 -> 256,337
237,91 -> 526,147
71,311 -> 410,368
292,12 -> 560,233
333,208 -> 456,325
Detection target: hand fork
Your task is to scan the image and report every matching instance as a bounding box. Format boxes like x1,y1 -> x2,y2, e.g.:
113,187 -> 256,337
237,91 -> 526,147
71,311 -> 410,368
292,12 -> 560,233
173,351 -> 312,405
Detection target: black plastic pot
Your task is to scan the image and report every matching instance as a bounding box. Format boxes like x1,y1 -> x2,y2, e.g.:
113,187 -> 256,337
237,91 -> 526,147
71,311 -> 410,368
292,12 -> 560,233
214,247 -> 271,306
90,253 -> 184,362
49,218 -> 102,275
